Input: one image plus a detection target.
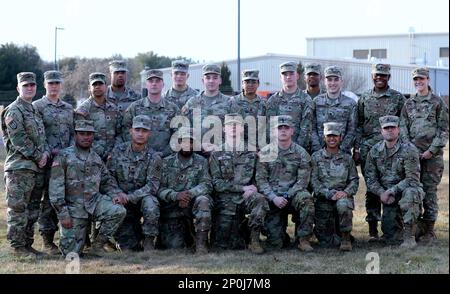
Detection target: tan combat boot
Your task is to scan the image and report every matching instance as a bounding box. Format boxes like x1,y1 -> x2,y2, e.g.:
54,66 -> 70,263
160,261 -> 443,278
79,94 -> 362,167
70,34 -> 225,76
41,232 -> 60,255
90,235 -> 117,256
400,223 -> 417,249
340,232 -> 353,251
420,220 -> 437,245
298,235 -> 314,252
248,229 -> 264,254
142,236 -> 155,252
368,221 -> 379,243
195,231 -> 209,255
12,246 -> 37,259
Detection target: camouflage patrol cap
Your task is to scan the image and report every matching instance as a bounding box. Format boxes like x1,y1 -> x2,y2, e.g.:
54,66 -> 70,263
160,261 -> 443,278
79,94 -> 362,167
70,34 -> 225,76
89,72 -> 107,85
304,63 -> 322,75
44,70 -> 63,83
172,60 -> 189,73
280,62 -> 297,73
275,115 -> 294,128
323,122 -> 343,136
379,115 -> 399,128
17,72 -> 36,85
74,120 -> 97,132
224,113 -> 244,125
109,60 -> 128,73
132,115 -> 151,130
412,67 -> 429,79
145,69 -> 164,80
324,66 -> 343,78
202,64 -> 221,75
177,127 -> 194,140
371,63 -> 391,75
242,69 -> 259,81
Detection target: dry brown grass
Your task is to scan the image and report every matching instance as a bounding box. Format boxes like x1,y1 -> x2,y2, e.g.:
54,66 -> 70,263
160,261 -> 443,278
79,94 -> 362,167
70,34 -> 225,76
0,145 -> 448,274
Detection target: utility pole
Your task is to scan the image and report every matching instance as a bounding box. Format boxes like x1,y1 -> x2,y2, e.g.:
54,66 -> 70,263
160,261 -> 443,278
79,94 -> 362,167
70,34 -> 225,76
237,0 -> 241,92
54,27 -> 65,70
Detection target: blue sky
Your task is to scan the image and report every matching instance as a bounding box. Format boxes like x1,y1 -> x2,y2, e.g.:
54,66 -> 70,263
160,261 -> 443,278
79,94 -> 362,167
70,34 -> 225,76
1,0 -> 448,62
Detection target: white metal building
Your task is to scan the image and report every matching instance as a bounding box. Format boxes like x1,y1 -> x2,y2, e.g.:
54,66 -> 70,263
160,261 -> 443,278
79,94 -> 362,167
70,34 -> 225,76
306,32 -> 449,68
144,53 -> 449,96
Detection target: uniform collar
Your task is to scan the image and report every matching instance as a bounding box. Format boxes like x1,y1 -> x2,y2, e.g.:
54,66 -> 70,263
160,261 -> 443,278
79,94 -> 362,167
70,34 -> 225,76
143,96 -> 166,108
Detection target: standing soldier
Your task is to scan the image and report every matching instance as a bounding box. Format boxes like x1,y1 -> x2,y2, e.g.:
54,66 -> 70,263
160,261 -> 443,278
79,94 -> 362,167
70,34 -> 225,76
303,63 -> 324,100
33,70 -> 74,255
107,115 -> 162,252
365,116 -> 424,248
355,64 -> 405,242
106,60 -> 141,115
163,60 -> 198,110
158,127 -> 213,254
266,62 -> 313,151
75,73 -> 122,162
256,115 -> 315,251
122,69 -> 179,157
49,120 -> 126,256
311,122 -> 359,251
181,64 -> 232,154
311,66 -> 357,154
400,68 -> 449,244
209,114 -> 269,253
228,70 -> 266,148
1,72 -> 49,258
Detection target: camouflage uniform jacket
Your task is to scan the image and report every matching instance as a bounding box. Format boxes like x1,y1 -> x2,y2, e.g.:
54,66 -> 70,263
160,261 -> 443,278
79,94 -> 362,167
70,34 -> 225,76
1,97 -> 49,172
107,142 -> 162,204
210,144 -> 258,204
303,88 -> 325,100
163,85 -> 198,110
266,88 -> 313,149
75,97 -> 122,161
311,148 -> 359,199
106,85 -> 141,114
400,92 -> 449,155
365,139 -> 422,197
356,87 -> 405,149
311,93 -> 357,152
33,96 -> 74,155
122,97 -> 179,157
228,93 -> 266,118
49,145 -> 120,220
256,142 -> 311,202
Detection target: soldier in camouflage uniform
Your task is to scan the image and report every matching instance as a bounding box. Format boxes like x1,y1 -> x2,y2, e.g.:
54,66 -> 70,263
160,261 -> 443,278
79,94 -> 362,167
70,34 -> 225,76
311,122 -> 359,251
400,68 -> 449,245
163,60 -> 198,110
158,127 -> 213,254
228,70 -> 267,149
122,69 -> 179,157
33,70 -> 74,255
75,73 -> 122,162
311,66 -> 357,154
181,64 -> 233,155
303,63 -> 325,100
209,114 -> 269,253
49,120 -> 126,256
256,115 -> 315,251
266,62 -> 313,151
1,72 -> 49,258
106,60 -> 141,114
355,64 -> 406,242
365,116 -> 424,248
107,115 -> 162,251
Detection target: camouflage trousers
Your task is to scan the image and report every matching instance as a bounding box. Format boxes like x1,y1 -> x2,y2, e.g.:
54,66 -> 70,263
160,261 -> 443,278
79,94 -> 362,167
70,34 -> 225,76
420,155 -> 444,222
59,194 -> 126,256
4,170 -> 45,248
381,187 -> 423,243
158,195 -> 212,249
114,195 -> 160,250
360,143 -> 382,223
212,192 -> 269,249
264,191 -> 315,249
314,197 -> 354,247
38,168 -> 58,235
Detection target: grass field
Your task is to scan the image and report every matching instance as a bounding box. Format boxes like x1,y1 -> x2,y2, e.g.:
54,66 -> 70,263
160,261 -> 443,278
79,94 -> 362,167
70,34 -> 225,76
0,145 -> 448,274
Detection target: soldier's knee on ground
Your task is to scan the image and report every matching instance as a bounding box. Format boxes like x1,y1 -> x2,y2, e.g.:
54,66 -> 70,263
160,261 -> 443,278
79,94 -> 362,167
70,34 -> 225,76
141,196 -> 160,218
